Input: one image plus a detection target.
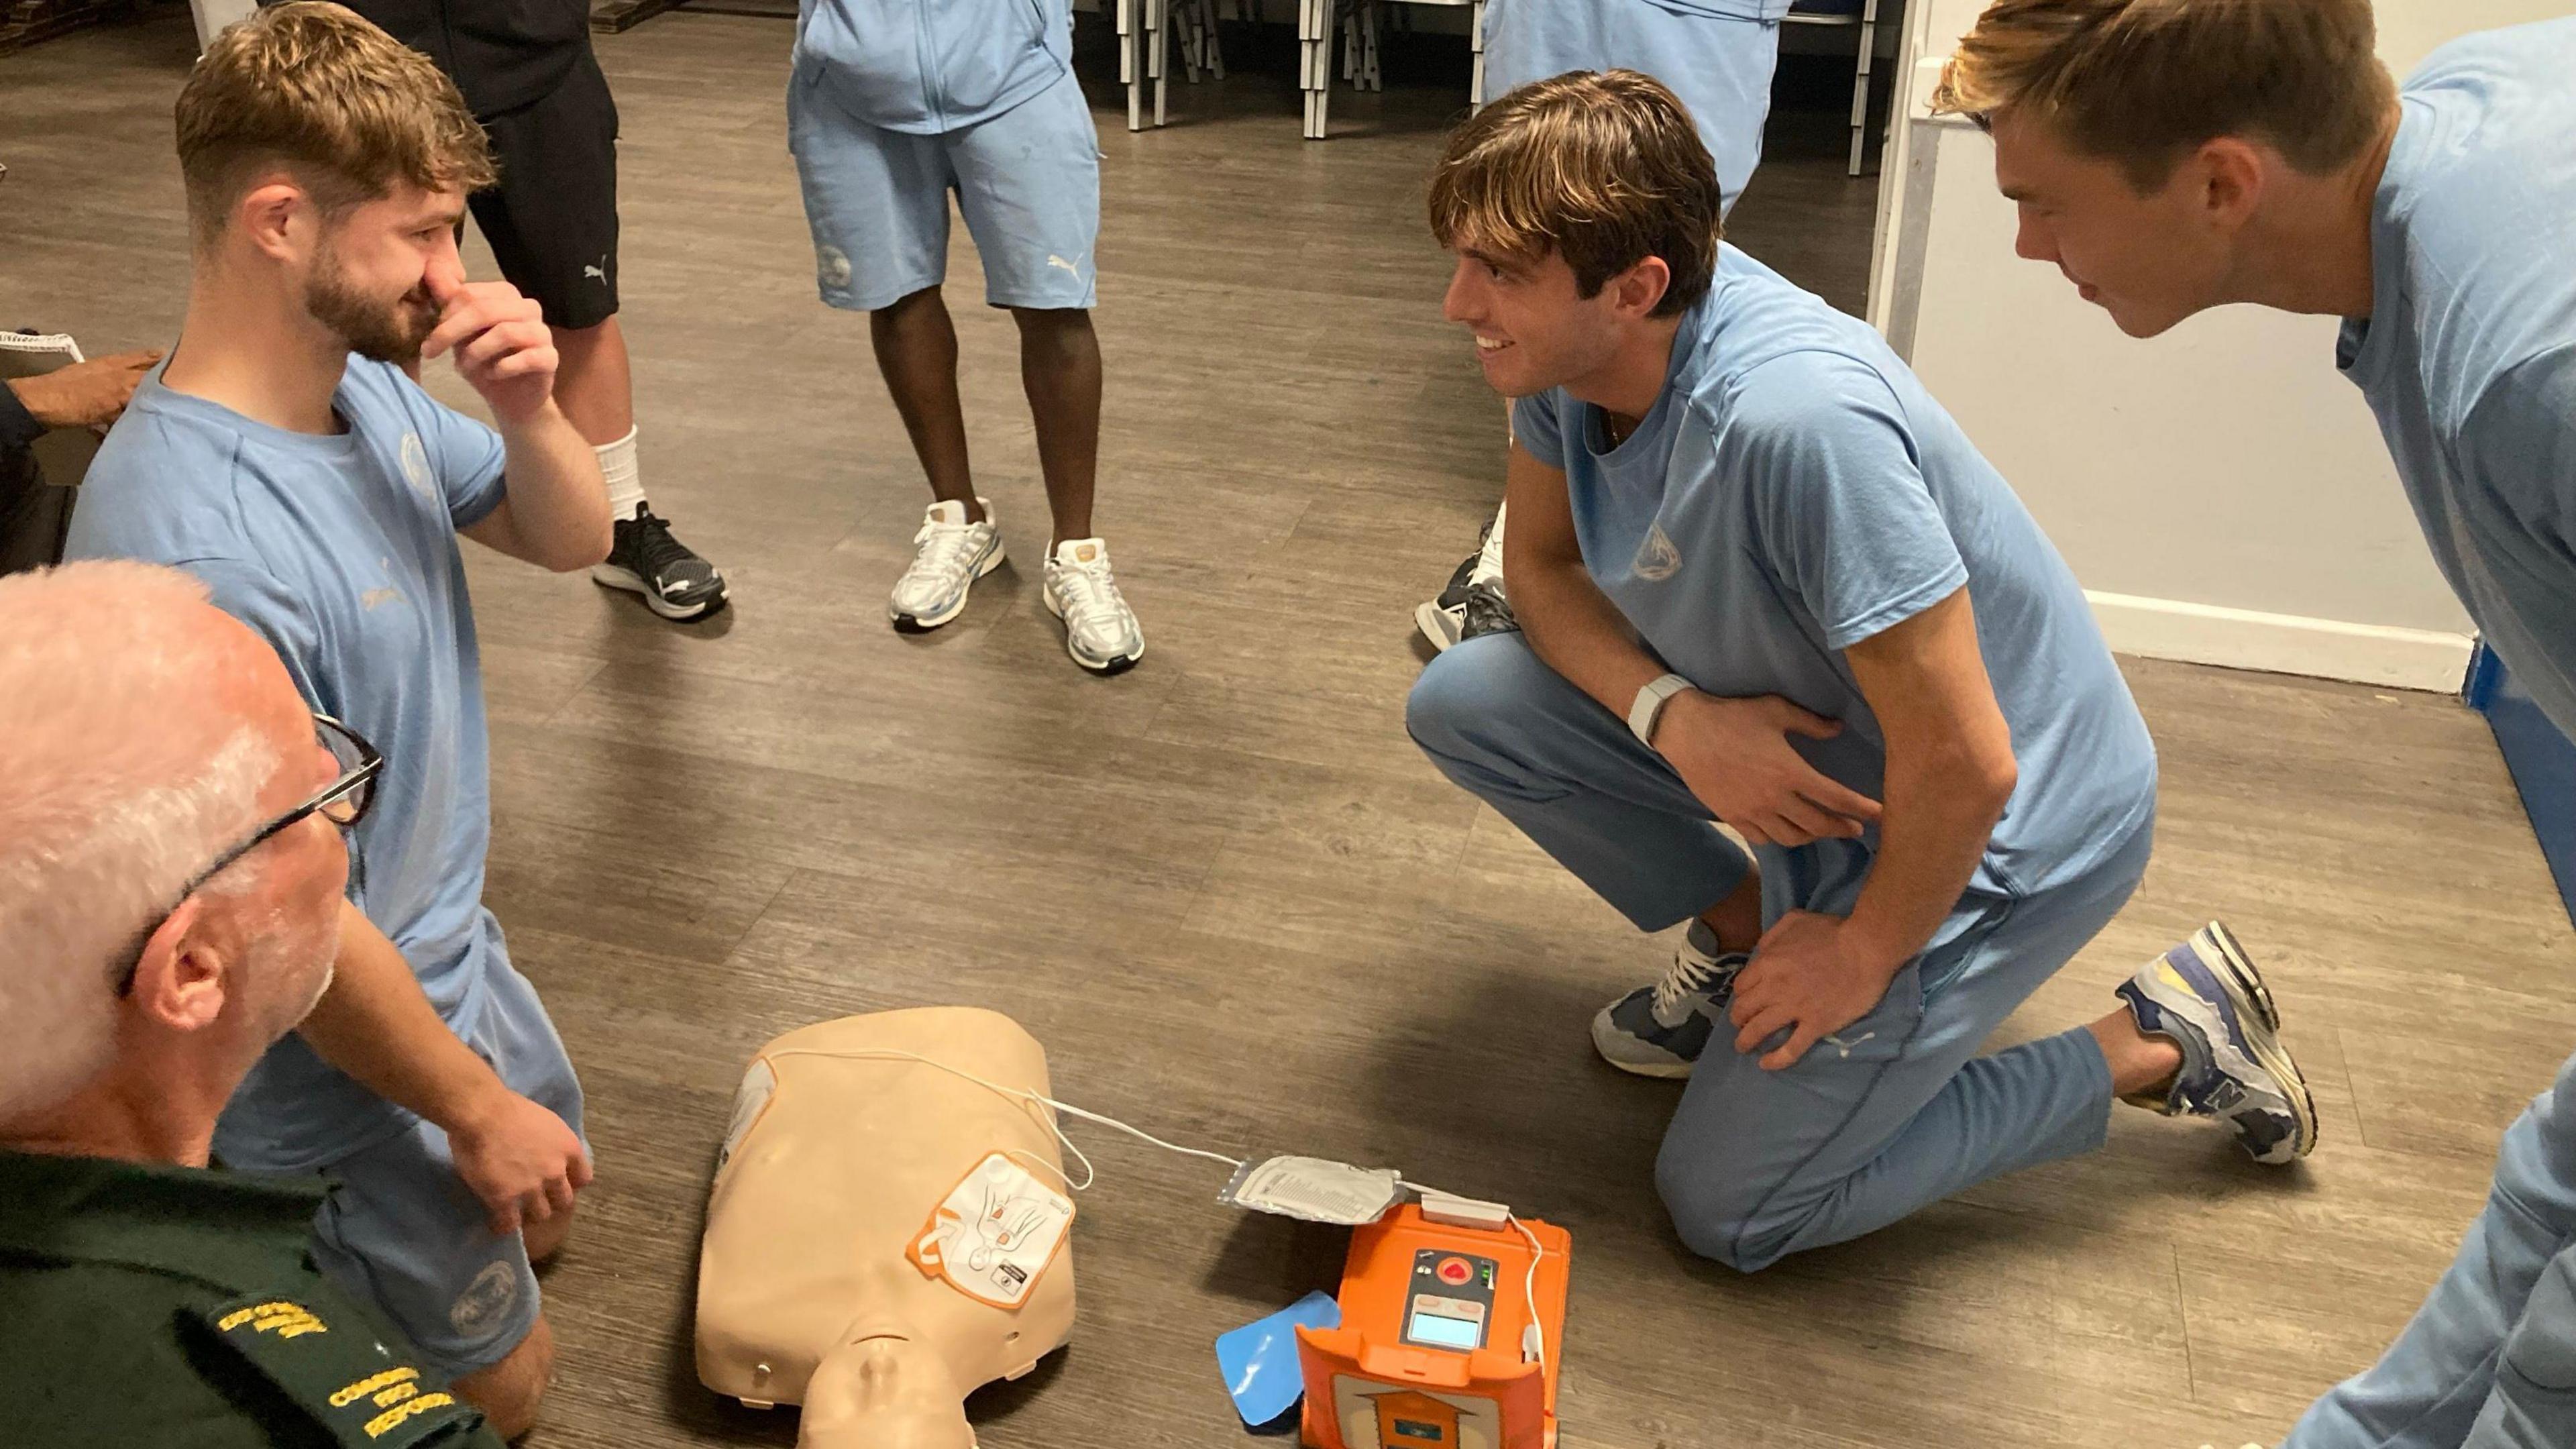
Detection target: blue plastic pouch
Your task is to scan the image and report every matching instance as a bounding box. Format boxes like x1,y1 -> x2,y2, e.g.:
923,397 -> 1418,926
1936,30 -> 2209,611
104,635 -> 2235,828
1214,1290 -> 1342,1428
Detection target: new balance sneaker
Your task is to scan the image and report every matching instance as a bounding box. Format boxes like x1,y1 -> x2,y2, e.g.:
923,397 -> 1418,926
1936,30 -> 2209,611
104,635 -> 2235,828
2116,920 -> 2318,1164
1042,537 -> 1144,676
890,498 -> 1004,632
1414,506 -> 1517,651
1591,922 -> 1749,1079
592,504 -> 728,621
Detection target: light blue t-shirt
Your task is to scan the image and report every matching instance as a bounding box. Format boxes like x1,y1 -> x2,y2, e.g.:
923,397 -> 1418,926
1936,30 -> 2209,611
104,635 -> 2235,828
2340,19 -> 2576,738
794,0 -> 1072,136
1513,246 -> 2157,920
65,358 -> 513,1171
1481,0 -> 1788,215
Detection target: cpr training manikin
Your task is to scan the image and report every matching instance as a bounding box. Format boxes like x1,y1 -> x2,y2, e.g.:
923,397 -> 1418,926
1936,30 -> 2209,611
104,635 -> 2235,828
696,1007 -> 1079,1449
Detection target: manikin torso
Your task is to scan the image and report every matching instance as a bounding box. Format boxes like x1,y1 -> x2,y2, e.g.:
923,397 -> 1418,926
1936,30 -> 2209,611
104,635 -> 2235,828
696,1008 -> 1077,1449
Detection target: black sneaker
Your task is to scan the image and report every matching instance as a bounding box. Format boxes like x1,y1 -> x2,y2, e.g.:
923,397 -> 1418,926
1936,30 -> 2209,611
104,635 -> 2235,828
1414,543 -> 1481,651
1416,513 -> 1514,651
593,504 -> 728,621
1460,577 -> 1516,642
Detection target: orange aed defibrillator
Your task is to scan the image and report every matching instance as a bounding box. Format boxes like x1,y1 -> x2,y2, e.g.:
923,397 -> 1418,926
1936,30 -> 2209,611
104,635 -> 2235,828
1295,1202 -> 1572,1449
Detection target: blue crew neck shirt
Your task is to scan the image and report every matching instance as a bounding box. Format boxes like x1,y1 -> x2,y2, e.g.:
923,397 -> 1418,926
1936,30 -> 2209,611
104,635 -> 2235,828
66,357 -> 514,1171
1513,246 -> 2159,916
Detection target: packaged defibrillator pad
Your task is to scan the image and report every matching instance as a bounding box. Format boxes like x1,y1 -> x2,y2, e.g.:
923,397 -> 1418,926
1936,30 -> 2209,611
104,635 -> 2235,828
1220,1155 -> 1402,1226
908,1152 -> 1075,1309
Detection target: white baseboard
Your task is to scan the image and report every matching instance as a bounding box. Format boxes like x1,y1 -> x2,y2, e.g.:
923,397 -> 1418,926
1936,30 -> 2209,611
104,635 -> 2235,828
2085,590 -> 2475,694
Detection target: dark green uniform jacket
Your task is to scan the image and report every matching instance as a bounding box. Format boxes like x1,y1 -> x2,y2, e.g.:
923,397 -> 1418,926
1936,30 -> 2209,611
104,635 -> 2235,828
0,1148 -> 504,1448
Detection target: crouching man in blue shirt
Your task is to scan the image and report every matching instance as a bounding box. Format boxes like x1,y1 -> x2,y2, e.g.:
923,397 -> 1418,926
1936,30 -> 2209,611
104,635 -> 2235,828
1409,72 -> 2316,1273
1939,3 -> 2576,1444
66,6 -> 609,1435
788,0 -> 1145,674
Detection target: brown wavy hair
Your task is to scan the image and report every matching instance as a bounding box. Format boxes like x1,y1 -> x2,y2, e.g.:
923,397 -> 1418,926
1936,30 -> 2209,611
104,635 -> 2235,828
1429,70 -> 1723,318
176,1 -> 495,248
1932,0 -> 2396,188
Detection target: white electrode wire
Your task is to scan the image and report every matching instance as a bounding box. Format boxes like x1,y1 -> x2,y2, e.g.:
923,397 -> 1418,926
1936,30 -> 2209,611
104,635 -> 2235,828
763,1047 -> 1244,1193
767,1049 -> 1546,1371
1509,1214 -> 1548,1372
1397,1177 -> 1550,1375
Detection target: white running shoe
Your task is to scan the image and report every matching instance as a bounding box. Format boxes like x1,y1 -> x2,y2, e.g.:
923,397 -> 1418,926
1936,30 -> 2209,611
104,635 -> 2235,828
889,498 -> 1004,632
1042,538 -> 1145,676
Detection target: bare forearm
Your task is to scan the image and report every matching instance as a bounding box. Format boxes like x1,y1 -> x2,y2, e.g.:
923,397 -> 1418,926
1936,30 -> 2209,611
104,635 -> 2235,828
299,900 -> 508,1131
1845,742 -> 2014,973
1500,440 -> 1668,719
1511,559 -> 1670,718
1839,588 -> 2017,973
496,402 -> 612,570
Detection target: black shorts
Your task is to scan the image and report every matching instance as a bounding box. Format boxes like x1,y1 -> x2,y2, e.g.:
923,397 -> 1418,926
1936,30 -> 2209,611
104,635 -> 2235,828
469,48 -> 622,331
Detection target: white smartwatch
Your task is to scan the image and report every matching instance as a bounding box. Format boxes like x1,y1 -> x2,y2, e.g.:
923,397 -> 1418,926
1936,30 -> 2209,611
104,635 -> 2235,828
1627,673 -> 1694,746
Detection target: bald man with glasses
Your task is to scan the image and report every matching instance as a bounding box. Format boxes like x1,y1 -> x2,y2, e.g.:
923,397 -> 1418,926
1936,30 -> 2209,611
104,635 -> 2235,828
0,560 -> 502,1448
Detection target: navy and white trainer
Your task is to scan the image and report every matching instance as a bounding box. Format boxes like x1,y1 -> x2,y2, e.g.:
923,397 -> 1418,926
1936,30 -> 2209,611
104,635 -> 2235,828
1591,923 -> 1748,1079
2116,920 -> 2318,1164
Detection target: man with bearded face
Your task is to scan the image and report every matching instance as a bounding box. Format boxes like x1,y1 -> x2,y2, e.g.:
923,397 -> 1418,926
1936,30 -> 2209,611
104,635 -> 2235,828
64,5 -> 608,1436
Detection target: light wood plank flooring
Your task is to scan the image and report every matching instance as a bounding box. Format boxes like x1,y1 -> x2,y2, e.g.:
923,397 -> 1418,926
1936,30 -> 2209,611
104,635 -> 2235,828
3,12 -> 2568,1447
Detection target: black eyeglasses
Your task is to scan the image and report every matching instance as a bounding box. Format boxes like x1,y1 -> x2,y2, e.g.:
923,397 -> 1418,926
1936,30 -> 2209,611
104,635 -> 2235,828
113,713 -> 384,996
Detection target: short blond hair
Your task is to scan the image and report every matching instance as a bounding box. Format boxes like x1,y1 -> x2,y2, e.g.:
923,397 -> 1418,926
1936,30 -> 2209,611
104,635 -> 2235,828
1933,0 -> 2396,186
0,563 -> 280,1128
176,1 -> 496,248
1430,70 -> 1723,317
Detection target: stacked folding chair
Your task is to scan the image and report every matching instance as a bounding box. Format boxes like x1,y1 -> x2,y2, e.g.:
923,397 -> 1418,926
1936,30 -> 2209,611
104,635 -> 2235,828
1301,0 -> 1483,141
1124,0 -> 1238,131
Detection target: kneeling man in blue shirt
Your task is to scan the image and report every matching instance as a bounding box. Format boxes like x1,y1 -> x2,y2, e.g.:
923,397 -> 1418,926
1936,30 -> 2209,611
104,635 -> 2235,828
1410,71 -> 2315,1273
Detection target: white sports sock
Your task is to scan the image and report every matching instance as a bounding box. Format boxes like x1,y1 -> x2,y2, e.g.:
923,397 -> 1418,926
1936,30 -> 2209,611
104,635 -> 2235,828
596,427 -> 645,518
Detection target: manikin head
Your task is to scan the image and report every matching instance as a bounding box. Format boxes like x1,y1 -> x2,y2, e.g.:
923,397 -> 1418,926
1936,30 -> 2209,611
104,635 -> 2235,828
1429,70 -> 1722,402
1933,0 -> 2400,337
0,563 -> 352,1155
176,1 -> 496,366
797,1321 -> 975,1449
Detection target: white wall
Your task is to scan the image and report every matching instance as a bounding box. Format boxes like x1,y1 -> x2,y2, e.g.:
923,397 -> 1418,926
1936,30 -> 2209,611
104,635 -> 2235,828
1873,0 -> 2575,690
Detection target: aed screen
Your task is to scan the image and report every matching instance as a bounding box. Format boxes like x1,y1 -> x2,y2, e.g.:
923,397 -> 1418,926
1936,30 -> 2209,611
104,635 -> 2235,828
1405,1307 -> 1485,1351
1392,1419 -> 1446,1441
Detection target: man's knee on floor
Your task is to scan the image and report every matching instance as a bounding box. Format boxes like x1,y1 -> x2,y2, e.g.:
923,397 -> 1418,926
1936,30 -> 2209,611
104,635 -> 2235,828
454,1313 -> 557,1442
1655,1157 -> 1805,1275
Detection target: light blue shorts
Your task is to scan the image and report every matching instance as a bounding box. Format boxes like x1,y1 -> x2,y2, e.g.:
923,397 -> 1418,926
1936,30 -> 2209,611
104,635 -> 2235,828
308,963 -> 587,1376
1481,0 -> 1781,215
787,66 -> 1102,313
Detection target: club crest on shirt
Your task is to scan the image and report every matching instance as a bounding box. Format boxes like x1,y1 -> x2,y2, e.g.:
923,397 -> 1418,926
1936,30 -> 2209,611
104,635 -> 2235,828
818,246 -> 855,291
399,433 -> 434,502
1634,520 -> 1682,582
448,1260 -> 519,1336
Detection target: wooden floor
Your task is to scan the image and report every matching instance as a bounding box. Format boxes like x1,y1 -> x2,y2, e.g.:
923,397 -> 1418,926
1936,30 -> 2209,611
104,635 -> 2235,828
6,11 -> 2572,1448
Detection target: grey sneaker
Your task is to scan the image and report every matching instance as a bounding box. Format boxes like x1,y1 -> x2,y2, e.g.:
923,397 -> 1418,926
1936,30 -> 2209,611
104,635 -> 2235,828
1042,537 -> 1144,676
889,498 -> 1004,632
2116,920 -> 2318,1164
1591,923 -> 1748,1079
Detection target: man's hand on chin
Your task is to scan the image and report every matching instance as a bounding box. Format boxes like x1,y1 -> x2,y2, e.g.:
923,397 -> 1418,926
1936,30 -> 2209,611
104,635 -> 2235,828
421,272 -> 561,430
